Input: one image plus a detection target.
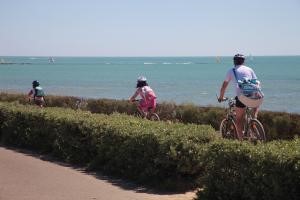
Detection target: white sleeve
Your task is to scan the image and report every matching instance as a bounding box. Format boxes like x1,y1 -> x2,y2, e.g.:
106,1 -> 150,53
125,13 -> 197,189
251,69 -> 258,79
225,69 -> 233,82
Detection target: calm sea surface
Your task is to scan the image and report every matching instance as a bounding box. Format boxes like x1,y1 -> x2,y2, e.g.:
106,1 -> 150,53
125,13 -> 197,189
0,56 -> 299,113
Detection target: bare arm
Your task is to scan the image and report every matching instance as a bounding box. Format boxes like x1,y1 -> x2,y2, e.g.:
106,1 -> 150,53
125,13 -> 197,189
129,89 -> 139,101
218,81 -> 229,102
28,89 -> 33,97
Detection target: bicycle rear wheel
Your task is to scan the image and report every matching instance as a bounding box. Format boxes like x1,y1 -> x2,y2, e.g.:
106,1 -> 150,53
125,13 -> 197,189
219,118 -> 237,139
248,119 -> 266,142
149,113 -> 160,121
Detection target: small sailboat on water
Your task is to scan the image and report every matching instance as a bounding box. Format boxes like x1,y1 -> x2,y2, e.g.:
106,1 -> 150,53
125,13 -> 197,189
48,57 -> 55,63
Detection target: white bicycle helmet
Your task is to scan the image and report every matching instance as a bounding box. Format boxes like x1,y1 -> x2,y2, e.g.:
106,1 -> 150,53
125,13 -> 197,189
137,76 -> 147,82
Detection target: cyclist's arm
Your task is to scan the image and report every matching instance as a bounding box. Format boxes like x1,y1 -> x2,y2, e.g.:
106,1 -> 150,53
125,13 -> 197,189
28,90 -> 34,101
129,89 -> 139,101
218,81 -> 229,102
218,69 -> 233,102
28,89 -> 33,96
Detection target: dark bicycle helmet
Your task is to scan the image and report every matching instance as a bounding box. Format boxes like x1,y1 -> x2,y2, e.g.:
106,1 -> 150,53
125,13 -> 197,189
233,54 -> 245,65
32,80 -> 40,87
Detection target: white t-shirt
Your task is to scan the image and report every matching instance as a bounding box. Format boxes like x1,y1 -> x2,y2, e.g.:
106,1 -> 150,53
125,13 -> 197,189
225,65 -> 257,96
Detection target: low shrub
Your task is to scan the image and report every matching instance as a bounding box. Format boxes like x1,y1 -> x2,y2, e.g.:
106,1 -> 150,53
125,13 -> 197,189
196,139 -> 300,200
1,92 -> 299,140
259,111 -> 300,140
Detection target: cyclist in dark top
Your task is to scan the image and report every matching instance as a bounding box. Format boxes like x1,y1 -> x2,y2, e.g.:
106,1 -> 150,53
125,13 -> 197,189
28,80 -> 45,108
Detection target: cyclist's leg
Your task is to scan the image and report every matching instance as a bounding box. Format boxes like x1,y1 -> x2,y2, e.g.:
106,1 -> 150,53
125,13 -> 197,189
137,107 -> 146,118
252,107 -> 259,119
148,98 -> 157,114
235,97 -> 246,140
235,107 -> 245,140
138,100 -> 148,118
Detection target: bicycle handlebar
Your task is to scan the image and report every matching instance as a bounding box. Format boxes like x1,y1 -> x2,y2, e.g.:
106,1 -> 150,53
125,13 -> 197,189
216,94 -> 228,102
131,99 -> 141,102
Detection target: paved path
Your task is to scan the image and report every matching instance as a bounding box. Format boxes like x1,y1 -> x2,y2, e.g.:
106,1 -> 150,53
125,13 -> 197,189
0,147 -> 195,200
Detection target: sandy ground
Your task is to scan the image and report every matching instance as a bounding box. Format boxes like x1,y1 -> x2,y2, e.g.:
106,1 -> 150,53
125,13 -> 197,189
0,147 -> 196,200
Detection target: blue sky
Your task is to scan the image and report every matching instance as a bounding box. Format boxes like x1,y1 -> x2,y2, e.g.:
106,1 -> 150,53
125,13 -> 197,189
0,0 -> 299,56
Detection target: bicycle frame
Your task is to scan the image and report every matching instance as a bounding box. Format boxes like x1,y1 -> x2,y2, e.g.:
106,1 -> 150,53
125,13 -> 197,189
132,99 -> 160,121
243,107 -> 252,135
219,96 -> 265,142
226,98 -> 236,120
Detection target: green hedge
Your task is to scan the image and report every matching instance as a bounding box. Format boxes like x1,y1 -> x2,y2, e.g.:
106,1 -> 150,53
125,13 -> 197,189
196,139 -> 300,200
0,101 -> 299,198
1,92 -> 300,140
0,101 -> 217,190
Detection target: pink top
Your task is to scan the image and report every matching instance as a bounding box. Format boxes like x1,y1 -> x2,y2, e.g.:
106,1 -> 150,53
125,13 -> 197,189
132,86 -> 156,102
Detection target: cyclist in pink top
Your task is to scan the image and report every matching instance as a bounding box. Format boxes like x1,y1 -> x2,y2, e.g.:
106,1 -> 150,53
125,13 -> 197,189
129,76 -> 157,117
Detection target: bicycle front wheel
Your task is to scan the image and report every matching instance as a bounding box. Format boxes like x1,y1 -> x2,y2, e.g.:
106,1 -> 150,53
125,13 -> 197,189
149,113 -> 160,121
248,119 -> 266,142
219,118 -> 237,139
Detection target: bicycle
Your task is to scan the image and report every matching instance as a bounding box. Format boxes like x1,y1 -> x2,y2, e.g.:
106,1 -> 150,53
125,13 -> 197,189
218,97 -> 266,142
131,99 -> 160,121
28,96 -> 45,108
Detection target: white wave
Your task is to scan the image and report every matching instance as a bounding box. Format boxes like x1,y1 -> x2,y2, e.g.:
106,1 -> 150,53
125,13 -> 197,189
144,62 -> 156,65
162,62 -> 172,64
175,62 -> 192,65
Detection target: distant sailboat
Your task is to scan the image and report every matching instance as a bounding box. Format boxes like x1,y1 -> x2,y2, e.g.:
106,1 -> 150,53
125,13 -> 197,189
215,56 -> 221,63
48,57 -> 55,63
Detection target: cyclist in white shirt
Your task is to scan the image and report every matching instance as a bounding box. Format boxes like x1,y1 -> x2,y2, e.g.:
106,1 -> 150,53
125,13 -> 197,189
218,54 -> 260,140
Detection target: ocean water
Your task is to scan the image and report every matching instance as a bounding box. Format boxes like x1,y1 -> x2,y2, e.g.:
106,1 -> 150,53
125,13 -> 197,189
0,56 -> 299,113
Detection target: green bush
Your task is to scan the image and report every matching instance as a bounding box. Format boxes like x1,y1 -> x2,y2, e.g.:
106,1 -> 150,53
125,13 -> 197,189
196,139 -> 300,200
259,111 -> 300,140
0,101 -> 217,190
1,92 -> 299,140
0,101 -> 299,196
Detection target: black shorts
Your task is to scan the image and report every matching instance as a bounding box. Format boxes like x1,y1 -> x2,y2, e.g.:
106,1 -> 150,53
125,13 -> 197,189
235,96 -> 246,108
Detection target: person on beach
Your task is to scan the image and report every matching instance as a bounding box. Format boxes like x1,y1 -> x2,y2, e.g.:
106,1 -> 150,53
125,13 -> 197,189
28,80 -> 45,108
129,76 -> 157,118
218,54 -> 262,140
